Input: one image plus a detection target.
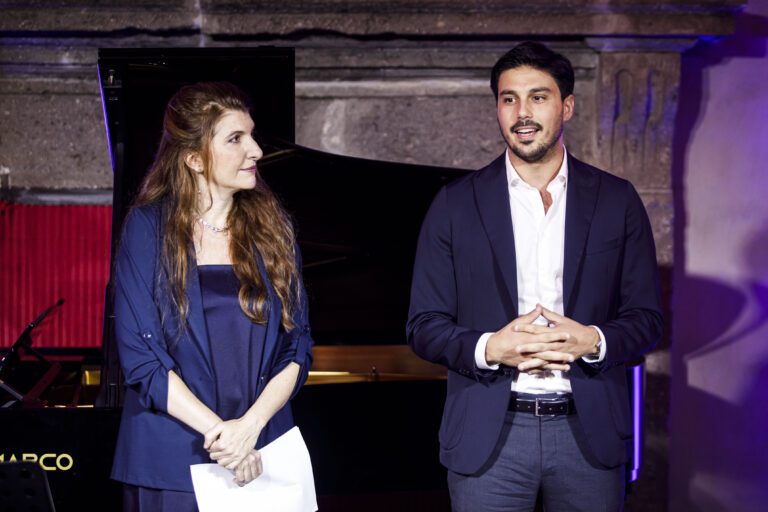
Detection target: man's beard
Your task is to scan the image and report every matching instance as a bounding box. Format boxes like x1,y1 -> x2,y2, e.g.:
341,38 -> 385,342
508,119 -> 563,164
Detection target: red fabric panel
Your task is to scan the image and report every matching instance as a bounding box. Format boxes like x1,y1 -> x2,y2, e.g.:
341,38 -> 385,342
0,200 -> 112,348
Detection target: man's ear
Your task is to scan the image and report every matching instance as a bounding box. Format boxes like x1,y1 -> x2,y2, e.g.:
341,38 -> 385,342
563,94 -> 575,123
185,152 -> 203,173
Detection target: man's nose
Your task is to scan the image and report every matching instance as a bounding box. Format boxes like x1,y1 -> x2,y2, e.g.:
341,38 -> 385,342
517,102 -> 532,120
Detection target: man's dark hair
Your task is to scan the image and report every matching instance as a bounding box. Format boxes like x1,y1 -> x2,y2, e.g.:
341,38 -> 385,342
490,41 -> 575,100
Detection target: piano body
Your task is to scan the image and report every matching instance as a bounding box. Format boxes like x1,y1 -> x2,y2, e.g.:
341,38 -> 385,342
0,47 -> 645,511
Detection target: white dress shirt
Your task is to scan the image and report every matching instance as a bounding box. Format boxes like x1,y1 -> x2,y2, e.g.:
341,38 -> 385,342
474,149 -> 606,394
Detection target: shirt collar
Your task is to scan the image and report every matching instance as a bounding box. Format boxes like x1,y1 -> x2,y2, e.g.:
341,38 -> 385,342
505,147 -> 569,190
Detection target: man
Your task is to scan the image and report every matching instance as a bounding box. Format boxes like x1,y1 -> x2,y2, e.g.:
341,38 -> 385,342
407,41 -> 663,511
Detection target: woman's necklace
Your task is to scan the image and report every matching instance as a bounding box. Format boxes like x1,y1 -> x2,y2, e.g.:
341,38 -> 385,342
197,217 -> 229,233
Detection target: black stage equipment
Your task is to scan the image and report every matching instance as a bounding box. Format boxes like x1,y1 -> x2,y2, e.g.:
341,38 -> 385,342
0,299 -> 65,408
0,462 -> 56,512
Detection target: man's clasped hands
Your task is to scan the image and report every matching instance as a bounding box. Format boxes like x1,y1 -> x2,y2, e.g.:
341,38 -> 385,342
485,304 -> 602,373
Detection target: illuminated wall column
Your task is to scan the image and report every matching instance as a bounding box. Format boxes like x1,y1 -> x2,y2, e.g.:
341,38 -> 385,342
589,39 -> 696,268
586,37 -> 699,497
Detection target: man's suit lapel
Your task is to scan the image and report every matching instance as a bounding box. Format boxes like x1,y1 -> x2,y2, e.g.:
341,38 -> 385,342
473,153 -> 519,319
563,155 -> 599,316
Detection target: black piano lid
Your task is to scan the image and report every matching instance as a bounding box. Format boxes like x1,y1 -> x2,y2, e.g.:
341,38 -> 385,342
258,138 -> 470,345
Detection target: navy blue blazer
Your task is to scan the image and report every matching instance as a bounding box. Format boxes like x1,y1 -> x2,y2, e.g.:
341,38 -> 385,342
110,202 -> 313,491
407,153 -> 663,474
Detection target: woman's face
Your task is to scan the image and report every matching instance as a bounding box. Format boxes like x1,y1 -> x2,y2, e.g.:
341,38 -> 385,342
205,109 -> 263,197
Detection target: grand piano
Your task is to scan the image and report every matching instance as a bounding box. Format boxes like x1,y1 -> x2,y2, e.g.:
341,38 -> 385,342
0,47 -> 645,511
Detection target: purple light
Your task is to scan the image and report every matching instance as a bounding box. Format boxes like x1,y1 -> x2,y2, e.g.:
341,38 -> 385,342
96,66 -> 116,175
631,363 -> 643,482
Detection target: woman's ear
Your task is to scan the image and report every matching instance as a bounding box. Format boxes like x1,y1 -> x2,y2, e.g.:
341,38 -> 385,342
185,152 -> 203,173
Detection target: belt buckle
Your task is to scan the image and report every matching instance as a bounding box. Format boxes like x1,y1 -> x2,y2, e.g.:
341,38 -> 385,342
534,398 -> 561,416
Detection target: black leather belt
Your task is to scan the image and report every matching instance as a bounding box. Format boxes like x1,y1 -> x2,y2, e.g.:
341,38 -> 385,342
508,394 -> 576,416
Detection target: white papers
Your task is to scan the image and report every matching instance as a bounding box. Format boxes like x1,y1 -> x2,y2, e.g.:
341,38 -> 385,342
190,426 -> 317,512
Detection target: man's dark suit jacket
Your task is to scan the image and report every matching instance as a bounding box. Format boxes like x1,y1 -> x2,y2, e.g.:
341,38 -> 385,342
110,202 -> 314,491
407,152 -> 663,475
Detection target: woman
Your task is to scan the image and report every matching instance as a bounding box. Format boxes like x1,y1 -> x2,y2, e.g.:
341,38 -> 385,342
110,81 -> 313,511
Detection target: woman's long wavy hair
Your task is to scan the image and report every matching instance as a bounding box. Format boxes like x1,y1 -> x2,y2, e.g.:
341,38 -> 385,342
134,81 -> 299,330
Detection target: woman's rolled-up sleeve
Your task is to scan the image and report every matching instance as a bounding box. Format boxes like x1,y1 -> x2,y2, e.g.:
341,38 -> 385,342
269,248 -> 314,397
113,207 -> 177,413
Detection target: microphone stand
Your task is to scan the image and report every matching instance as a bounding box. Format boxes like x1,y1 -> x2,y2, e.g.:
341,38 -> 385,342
0,299 -> 64,407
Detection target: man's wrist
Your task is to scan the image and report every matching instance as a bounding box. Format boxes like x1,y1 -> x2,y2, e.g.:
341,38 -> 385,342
582,326 -> 607,363
485,332 -> 499,366
588,328 -> 601,357
476,332 -> 500,370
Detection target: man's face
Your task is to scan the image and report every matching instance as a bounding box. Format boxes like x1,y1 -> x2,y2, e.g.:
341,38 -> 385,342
496,66 -> 574,164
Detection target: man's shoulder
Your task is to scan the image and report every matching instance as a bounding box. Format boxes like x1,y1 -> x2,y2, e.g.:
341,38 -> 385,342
569,154 -> 634,193
442,153 -> 506,195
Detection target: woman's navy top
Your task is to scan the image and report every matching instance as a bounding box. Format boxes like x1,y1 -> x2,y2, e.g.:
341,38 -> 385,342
198,265 -> 267,421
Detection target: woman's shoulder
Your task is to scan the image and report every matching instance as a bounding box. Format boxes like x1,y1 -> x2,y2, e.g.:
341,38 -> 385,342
128,200 -> 166,225
131,200 -> 163,218
121,201 -> 164,243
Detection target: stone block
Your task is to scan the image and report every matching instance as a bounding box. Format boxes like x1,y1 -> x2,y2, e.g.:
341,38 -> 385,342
596,51 -> 680,191
0,78 -> 112,189
0,0 -> 197,32
200,0 -> 741,37
640,190 -> 674,266
297,94 -> 504,169
0,35 -> 205,79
